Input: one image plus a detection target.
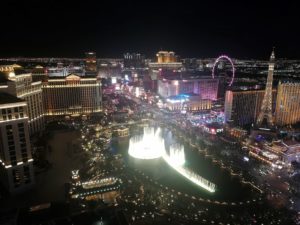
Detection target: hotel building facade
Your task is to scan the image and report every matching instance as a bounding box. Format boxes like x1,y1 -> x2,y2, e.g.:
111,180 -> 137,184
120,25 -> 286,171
275,82 -> 300,126
0,68 -> 44,135
0,93 -> 35,193
146,51 -> 183,92
158,77 -> 219,100
42,74 -> 102,118
165,98 -> 212,112
156,51 -> 178,63
224,89 -> 277,127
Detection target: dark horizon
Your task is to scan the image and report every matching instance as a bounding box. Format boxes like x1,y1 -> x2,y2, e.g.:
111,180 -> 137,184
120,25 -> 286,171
0,0 -> 299,59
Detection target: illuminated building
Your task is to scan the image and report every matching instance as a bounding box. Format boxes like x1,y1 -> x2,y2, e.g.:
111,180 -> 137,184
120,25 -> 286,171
0,68 -> 45,134
46,64 -> 85,77
85,52 -> 97,76
98,59 -> 122,79
0,93 -> 34,194
70,177 -> 121,202
147,51 -> 182,92
165,94 -> 211,112
148,52 -> 182,71
148,61 -> 183,72
158,76 -> 219,100
165,100 -> 211,112
113,126 -> 129,137
182,58 -> 199,71
203,123 -> 223,135
123,53 -> 145,69
197,78 -> 219,100
46,66 -> 67,77
0,64 -> 22,75
223,125 -> 247,141
256,49 -> 275,127
42,74 -> 102,118
30,65 -> 48,82
150,50 -> 181,72
156,51 -> 178,63
275,82 -> 300,126
224,89 -> 276,127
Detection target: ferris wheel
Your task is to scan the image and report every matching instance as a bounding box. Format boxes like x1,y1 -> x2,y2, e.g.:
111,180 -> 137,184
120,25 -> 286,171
212,55 -> 235,86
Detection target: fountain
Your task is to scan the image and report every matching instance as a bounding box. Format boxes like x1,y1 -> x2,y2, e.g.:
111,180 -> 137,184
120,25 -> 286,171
128,127 -> 164,159
168,144 -> 185,167
128,127 -> 216,193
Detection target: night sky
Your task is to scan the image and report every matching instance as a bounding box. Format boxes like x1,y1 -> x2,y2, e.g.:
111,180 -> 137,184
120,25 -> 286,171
0,0 -> 299,59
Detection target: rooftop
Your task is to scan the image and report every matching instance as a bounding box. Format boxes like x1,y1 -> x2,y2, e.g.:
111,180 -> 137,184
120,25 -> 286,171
14,68 -> 29,75
47,74 -> 97,80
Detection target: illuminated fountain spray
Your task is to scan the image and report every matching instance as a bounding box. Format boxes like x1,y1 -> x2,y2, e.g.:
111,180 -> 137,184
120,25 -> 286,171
163,146 -> 216,193
128,127 -> 164,159
128,127 -> 216,193
169,144 -> 185,167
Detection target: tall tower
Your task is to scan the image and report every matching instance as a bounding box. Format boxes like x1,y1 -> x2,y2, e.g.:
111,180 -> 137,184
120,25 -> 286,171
256,49 -> 275,127
0,93 -> 35,194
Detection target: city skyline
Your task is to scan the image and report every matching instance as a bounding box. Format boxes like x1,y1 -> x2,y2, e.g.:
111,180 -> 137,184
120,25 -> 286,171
0,48 -> 299,224
1,1 -> 300,224
0,0 -> 299,59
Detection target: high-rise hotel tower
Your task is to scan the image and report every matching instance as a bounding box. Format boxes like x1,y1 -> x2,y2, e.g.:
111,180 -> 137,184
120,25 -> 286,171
0,93 -> 34,193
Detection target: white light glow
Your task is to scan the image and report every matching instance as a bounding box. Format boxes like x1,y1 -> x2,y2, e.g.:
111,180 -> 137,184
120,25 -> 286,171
169,144 -> 185,166
135,87 -> 140,97
163,152 -> 216,193
128,127 -> 164,159
111,77 -> 117,84
9,72 -> 15,78
243,156 -> 249,162
166,98 -> 188,104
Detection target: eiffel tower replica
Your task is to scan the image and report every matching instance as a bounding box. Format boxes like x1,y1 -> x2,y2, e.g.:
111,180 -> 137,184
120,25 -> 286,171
256,49 -> 275,128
